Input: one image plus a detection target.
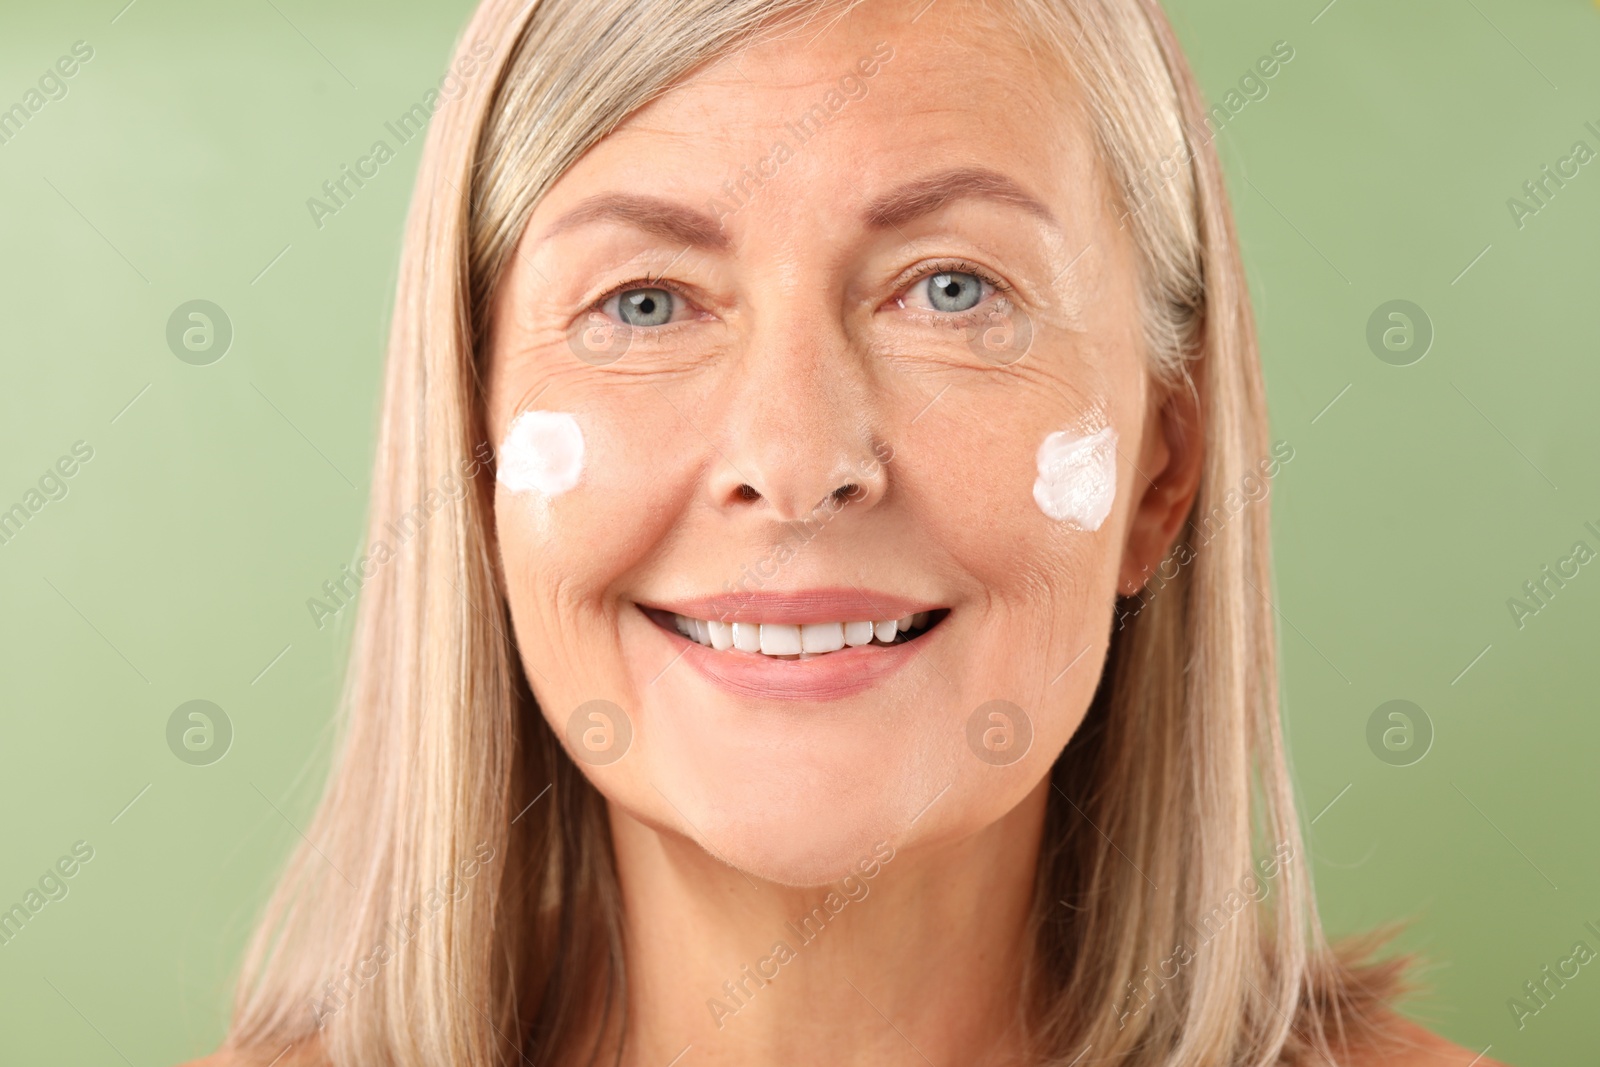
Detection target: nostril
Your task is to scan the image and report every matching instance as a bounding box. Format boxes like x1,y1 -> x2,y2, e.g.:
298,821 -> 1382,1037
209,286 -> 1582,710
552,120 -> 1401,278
832,484 -> 860,503
737,484 -> 761,501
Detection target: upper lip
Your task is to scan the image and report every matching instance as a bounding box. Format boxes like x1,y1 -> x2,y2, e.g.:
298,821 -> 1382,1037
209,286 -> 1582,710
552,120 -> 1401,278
644,587 -> 942,625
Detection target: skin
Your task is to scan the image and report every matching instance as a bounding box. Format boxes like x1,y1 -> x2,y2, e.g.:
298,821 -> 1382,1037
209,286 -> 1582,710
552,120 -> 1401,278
191,1 -> 1500,1064
484,4 -> 1172,1062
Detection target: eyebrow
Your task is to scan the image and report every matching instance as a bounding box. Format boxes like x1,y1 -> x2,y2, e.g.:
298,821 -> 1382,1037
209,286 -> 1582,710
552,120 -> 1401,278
540,166 -> 1057,250
862,166 -> 1060,231
542,193 -> 732,251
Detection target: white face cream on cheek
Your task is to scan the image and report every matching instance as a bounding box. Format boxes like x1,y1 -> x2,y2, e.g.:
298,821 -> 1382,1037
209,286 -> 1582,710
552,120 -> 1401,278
497,410 -> 585,496
1032,425 -> 1118,531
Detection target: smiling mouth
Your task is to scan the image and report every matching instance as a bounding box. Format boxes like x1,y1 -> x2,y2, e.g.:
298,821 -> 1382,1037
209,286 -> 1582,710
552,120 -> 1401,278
643,608 -> 947,659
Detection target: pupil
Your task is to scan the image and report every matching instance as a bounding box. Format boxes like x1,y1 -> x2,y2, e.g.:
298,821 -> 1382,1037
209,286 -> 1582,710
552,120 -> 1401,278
618,287 -> 672,326
928,271 -> 981,313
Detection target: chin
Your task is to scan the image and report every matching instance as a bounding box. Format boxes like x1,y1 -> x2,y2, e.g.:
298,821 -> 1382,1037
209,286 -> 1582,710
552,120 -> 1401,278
647,750 -> 940,886
702,811 -> 900,887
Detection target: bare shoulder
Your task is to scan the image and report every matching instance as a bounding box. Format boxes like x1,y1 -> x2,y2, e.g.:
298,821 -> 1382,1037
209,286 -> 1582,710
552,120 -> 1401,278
1339,1016 -> 1506,1067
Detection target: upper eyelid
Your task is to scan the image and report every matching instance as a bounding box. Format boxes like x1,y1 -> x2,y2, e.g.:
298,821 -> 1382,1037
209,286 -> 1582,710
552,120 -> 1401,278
592,275 -> 693,309
894,259 -> 1011,296
891,260 -> 1011,313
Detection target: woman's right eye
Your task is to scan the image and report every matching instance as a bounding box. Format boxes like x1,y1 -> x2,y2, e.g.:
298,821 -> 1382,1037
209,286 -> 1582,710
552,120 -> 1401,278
601,286 -> 681,327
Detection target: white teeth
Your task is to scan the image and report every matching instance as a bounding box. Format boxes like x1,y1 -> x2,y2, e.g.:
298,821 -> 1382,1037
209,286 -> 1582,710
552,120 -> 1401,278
759,623 -> 803,656
671,612 -> 935,657
800,621 -> 845,653
732,621 -> 762,652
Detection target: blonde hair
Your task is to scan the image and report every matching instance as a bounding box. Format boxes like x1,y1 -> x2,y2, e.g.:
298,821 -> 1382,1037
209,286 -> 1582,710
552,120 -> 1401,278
227,1 -> 1405,1064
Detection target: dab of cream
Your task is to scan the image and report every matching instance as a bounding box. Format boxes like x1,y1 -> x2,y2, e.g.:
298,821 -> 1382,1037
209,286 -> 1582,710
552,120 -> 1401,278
1033,425 -> 1117,530
498,410 -> 584,496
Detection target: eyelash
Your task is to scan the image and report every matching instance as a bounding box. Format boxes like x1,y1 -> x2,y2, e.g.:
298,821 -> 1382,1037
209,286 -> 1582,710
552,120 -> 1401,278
896,258 -> 1013,305
583,273 -> 697,323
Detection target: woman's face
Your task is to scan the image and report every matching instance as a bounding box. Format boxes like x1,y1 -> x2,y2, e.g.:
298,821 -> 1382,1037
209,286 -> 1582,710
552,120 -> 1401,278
485,0 -> 1186,884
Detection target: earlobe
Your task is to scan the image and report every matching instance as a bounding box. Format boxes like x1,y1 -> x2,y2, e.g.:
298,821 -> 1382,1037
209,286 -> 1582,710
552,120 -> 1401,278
1117,382 -> 1204,596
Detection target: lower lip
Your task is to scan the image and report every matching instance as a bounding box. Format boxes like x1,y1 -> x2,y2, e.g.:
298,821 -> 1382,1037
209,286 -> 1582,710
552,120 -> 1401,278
656,625 -> 928,701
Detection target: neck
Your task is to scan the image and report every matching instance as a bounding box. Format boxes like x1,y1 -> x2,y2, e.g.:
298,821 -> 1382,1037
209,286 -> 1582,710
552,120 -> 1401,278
597,778 -> 1049,1067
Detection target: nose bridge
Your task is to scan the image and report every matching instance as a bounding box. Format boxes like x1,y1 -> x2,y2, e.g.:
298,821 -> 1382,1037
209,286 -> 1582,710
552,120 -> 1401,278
710,298 -> 887,521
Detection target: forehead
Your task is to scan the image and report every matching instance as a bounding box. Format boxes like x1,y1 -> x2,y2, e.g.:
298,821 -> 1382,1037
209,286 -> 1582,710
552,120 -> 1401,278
549,0 -> 1103,225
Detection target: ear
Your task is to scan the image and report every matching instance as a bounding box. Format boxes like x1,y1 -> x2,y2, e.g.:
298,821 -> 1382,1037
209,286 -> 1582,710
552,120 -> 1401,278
1118,381 -> 1203,596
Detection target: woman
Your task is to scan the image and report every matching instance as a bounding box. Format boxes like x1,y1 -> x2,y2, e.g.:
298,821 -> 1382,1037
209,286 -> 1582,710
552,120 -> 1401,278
194,0 -> 1498,1063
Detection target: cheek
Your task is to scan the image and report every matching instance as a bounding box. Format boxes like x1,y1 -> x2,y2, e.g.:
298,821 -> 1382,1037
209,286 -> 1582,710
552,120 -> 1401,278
905,392 -> 1125,615
897,398 -> 1124,777
493,399 -> 694,675
498,410 -> 585,495
1032,425 -> 1118,530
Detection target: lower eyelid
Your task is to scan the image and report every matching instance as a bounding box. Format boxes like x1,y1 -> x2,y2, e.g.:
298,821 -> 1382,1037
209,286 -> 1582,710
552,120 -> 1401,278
918,309 -> 989,328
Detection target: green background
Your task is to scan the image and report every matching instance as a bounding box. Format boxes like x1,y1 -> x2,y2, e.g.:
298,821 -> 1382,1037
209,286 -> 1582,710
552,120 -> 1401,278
1,0 -> 1595,1063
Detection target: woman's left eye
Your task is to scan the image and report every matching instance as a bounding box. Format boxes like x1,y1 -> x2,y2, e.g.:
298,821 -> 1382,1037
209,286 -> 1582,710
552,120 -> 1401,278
601,286 -> 682,327
905,270 -> 992,314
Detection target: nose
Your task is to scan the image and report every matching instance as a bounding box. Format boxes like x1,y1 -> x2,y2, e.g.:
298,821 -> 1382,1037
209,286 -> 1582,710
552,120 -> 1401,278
706,315 -> 888,522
